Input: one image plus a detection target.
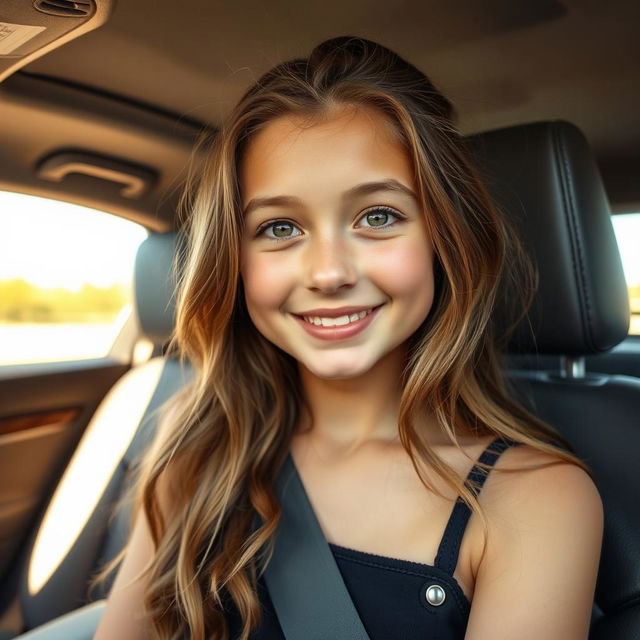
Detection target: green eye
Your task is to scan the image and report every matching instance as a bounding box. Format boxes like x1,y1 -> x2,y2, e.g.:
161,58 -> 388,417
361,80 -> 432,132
256,220 -> 302,241
366,211 -> 389,226
358,206 -> 403,230
272,222 -> 295,237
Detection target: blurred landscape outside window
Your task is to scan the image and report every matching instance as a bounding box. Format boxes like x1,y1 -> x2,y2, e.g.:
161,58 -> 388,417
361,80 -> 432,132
0,191 -> 148,365
611,212 -> 640,335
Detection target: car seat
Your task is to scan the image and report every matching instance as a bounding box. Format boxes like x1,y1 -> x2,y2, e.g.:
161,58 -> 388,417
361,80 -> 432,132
0,232 -> 194,638
2,120 -> 638,639
465,121 -> 638,640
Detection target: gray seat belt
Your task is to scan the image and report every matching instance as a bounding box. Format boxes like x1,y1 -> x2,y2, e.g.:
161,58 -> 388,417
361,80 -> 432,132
260,453 -> 372,640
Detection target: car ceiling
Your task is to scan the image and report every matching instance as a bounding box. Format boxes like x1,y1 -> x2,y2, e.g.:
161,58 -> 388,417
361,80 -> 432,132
1,0 -> 639,223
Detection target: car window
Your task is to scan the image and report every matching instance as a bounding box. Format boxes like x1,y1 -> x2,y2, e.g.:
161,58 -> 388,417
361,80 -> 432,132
0,190 -> 148,365
611,213 -> 640,335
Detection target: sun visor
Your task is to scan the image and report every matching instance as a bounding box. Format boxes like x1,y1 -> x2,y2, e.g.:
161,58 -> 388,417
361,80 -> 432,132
0,0 -> 115,83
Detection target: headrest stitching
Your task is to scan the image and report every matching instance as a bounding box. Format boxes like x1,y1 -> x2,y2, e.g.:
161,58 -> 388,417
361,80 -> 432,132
553,123 -> 595,351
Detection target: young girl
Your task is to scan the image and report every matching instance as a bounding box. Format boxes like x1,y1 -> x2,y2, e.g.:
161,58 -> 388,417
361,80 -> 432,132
94,36 -> 603,640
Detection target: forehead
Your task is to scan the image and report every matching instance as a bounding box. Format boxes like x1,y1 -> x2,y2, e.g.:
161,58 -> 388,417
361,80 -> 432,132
240,105 -> 416,200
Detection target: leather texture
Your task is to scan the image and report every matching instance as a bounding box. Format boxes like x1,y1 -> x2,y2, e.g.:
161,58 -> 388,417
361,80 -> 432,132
506,371 -> 640,627
466,121 -> 629,355
590,605 -> 640,640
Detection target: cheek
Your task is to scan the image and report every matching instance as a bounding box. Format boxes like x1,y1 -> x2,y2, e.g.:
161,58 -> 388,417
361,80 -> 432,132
241,252 -> 293,315
369,238 -> 434,300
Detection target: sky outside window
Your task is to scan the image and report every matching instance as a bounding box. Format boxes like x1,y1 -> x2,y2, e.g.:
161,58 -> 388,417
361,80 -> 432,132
0,191 -> 147,291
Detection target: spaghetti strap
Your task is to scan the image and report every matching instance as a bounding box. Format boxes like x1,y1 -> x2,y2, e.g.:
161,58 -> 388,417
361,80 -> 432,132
433,437 -> 522,575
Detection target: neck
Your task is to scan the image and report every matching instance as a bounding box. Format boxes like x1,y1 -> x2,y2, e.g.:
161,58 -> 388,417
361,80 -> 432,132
295,345 -> 407,455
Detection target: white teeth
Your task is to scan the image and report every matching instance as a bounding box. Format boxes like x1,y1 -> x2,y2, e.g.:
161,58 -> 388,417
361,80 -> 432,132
303,308 -> 374,327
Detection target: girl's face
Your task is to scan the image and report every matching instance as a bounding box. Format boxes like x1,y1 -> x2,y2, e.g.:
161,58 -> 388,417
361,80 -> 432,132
239,105 -> 435,380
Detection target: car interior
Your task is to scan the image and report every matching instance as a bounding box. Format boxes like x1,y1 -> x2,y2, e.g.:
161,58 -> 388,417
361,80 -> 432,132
0,1 -> 638,639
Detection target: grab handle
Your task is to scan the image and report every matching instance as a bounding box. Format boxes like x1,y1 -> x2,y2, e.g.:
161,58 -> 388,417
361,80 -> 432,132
36,151 -> 156,199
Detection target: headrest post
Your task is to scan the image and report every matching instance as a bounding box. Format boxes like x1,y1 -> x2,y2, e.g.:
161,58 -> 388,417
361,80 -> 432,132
560,356 -> 586,379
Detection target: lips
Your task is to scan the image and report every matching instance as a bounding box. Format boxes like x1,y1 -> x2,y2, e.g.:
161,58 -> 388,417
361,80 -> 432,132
292,304 -> 384,341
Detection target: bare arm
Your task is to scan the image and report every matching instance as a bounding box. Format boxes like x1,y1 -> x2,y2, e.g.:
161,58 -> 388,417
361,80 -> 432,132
465,455 -> 604,640
94,408 -> 178,640
93,506 -> 156,640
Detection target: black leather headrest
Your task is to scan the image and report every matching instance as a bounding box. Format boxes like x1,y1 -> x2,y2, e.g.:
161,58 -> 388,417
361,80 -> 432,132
466,121 -> 629,355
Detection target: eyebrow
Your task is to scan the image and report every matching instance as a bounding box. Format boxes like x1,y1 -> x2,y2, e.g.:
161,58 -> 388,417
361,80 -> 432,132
242,179 -> 419,217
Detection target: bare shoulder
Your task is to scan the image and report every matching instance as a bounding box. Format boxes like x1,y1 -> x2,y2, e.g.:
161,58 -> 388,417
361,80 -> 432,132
465,443 -> 604,639
482,443 -> 603,514
477,443 -> 604,540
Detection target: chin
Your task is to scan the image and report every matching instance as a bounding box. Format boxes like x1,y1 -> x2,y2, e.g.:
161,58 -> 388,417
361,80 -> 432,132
301,355 -> 376,380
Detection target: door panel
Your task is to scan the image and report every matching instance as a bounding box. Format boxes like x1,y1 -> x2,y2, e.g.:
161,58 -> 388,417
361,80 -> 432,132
0,359 -> 128,590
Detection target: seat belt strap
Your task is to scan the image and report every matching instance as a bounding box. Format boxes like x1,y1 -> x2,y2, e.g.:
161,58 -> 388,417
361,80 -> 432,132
260,453 -> 372,640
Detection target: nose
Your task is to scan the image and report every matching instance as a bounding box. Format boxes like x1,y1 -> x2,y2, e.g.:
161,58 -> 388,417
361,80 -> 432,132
304,233 -> 357,293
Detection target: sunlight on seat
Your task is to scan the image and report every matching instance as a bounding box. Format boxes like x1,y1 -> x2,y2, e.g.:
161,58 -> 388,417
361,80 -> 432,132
28,358 -> 165,595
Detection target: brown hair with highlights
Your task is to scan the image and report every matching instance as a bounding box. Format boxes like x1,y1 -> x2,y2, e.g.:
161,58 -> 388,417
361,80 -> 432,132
92,36 -> 588,639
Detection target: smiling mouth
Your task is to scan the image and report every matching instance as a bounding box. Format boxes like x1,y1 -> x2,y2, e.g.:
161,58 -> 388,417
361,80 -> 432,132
290,304 -> 385,341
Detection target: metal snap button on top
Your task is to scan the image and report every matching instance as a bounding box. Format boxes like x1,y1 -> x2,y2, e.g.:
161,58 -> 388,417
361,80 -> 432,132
425,583 -> 446,606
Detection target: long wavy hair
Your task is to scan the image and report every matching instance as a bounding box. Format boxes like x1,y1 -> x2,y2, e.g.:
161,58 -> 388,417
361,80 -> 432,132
92,36 -> 590,639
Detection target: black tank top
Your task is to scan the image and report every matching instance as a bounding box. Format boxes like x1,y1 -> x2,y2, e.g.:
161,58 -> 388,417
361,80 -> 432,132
225,437 -> 521,640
